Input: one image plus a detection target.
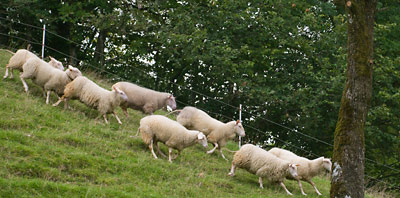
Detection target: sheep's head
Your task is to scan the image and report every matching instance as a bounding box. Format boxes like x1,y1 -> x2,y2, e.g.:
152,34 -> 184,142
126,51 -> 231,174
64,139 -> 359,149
234,120 -> 245,137
288,164 -> 300,179
48,56 -> 64,71
112,86 -> 128,102
197,132 -> 208,148
323,158 -> 332,173
66,65 -> 82,80
165,94 -> 176,111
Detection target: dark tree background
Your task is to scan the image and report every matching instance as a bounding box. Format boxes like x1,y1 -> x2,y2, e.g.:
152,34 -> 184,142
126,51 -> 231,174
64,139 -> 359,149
0,0 -> 399,192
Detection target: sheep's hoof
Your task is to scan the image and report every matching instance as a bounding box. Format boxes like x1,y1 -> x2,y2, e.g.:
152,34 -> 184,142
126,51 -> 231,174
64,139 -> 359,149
228,172 -> 235,177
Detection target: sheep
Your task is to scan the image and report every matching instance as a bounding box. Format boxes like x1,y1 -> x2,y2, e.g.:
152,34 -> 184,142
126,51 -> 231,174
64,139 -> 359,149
19,57 -> 82,104
139,115 -> 208,163
3,49 -> 64,79
111,82 -> 177,116
176,106 -> 245,160
228,144 -> 299,195
268,147 -> 331,195
52,76 -> 128,124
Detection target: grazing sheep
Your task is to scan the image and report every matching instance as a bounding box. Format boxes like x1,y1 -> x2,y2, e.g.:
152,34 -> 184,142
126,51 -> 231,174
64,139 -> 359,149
176,106 -> 245,160
228,144 -> 299,195
19,58 -> 82,104
3,49 -> 64,79
268,147 -> 331,195
112,82 -> 176,116
139,115 -> 208,163
52,76 -> 128,124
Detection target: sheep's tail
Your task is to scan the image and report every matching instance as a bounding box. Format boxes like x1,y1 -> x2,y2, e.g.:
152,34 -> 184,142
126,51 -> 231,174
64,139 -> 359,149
166,109 -> 182,116
222,148 -> 238,153
0,49 -> 15,55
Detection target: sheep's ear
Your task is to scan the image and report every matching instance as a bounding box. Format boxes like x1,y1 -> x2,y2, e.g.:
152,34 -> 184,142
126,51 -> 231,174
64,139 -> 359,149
236,120 -> 240,125
197,133 -> 204,140
295,164 -> 300,166
49,56 -> 54,60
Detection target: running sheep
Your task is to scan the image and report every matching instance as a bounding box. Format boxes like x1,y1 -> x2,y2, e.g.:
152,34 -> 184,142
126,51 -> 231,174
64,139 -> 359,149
20,57 -> 82,104
268,147 -> 332,195
228,144 -> 299,195
139,115 -> 208,163
176,106 -> 245,160
3,49 -> 64,79
52,76 -> 128,124
112,82 -> 177,116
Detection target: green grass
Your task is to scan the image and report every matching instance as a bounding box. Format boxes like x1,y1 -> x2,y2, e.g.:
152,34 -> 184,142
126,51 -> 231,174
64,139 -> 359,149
0,49 -> 386,198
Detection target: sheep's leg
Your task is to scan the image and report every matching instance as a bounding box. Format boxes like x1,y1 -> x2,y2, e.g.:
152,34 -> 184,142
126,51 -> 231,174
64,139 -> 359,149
155,141 -> 167,158
297,179 -> 307,195
19,74 -> 29,93
306,179 -> 321,195
207,143 -> 218,154
3,65 -> 9,79
149,139 -> 158,159
103,114 -> 109,124
279,182 -> 293,196
168,147 -> 173,163
218,147 -> 228,161
45,90 -> 51,104
172,150 -> 181,160
10,68 -> 14,79
228,163 -> 236,176
64,98 -> 69,109
122,107 -> 129,117
135,128 -> 140,136
113,112 -> 122,124
259,177 -> 264,189
52,96 -> 64,107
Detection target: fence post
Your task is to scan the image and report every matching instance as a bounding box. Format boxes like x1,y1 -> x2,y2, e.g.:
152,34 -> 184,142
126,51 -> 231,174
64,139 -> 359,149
239,104 -> 242,148
41,24 -> 46,59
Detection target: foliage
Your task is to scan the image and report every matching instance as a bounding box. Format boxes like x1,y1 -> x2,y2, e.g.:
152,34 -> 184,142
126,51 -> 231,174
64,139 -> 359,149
0,50 -> 336,197
0,0 -> 399,192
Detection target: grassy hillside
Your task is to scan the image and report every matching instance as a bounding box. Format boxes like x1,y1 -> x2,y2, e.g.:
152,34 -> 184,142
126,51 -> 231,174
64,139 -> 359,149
0,49 -> 374,198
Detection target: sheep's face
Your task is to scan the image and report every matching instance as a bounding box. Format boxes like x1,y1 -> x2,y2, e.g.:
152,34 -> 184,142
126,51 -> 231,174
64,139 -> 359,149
197,132 -> 208,148
234,120 -> 246,137
288,164 -> 299,179
66,65 -> 82,80
166,94 -> 177,111
112,86 -> 128,101
323,158 -> 332,173
48,56 -> 64,71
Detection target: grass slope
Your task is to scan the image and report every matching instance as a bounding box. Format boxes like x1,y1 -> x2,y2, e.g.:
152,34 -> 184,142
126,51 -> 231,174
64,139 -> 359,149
0,49 -> 335,197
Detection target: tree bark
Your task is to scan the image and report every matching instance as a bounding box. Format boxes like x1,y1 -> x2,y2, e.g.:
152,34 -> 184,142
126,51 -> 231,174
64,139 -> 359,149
94,29 -> 106,68
331,1 -> 377,198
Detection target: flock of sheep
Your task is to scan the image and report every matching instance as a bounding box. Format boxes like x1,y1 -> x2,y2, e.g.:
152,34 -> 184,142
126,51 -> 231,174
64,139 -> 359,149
2,49 -> 332,196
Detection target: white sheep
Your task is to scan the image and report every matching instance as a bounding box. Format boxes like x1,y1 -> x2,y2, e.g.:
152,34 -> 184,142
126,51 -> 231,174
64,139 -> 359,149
268,147 -> 331,195
228,144 -> 299,195
112,82 -> 177,116
139,115 -> 208,163
176,106 -> 245,160
3,49 -> 64,79
52,76 -> 128,124
19,57 -> 82,104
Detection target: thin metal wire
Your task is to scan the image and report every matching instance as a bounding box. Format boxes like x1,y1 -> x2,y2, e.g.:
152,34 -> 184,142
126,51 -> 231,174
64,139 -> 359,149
1,18 -> 399,175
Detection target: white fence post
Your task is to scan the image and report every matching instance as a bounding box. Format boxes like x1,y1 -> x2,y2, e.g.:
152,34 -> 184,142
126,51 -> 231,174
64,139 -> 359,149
239,104 -> 242,148
41,24 -> 46,59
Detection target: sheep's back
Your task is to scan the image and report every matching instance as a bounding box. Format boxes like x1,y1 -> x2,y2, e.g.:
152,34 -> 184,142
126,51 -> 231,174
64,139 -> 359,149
115,82 -> 162,108
178,106 -> 223,135
234,144 -> 289,181
8,49 -> 37,69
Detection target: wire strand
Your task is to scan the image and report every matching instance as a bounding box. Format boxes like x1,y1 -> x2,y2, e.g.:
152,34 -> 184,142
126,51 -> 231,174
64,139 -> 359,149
1,18 -> 399,175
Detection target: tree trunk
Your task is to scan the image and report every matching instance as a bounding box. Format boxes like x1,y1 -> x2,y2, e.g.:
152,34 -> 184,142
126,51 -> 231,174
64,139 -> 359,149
330,1 -> 377,198
94,29 -> 106,68
69,45 -> 77,66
